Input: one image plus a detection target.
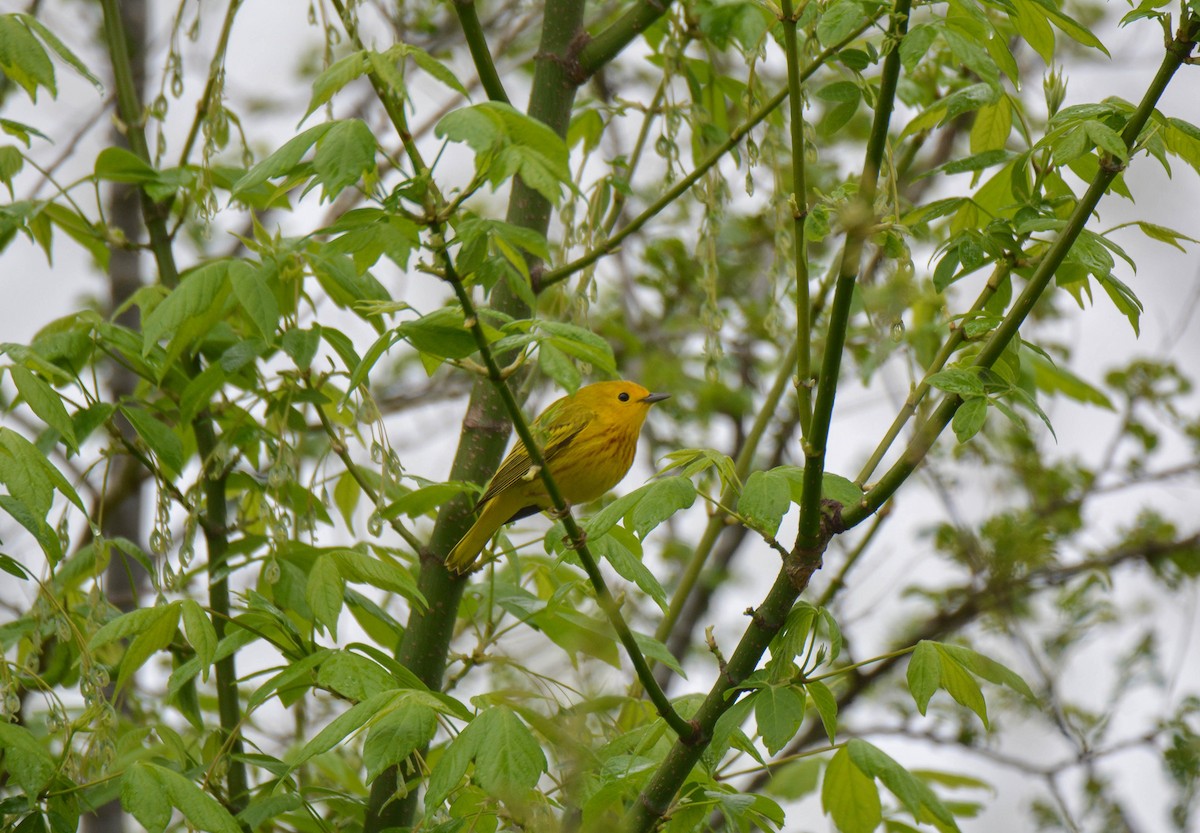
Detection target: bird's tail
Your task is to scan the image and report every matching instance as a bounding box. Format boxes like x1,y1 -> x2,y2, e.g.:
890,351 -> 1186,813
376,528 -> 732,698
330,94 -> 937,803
445,500 -> 507,574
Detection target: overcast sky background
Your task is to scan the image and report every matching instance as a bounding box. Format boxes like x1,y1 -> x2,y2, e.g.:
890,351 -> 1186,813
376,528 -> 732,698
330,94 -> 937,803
2,2 -> 1199,831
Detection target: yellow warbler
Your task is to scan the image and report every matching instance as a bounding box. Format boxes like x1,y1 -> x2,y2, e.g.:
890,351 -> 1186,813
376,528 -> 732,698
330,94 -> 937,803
445,381 -> 669,574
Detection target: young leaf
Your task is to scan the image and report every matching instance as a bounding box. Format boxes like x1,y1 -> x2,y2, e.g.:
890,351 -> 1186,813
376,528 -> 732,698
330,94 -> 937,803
822,745 -> 882,833
847,739 -> 959,830
755,684 -> 805,755
906,640 -> 940,714
462,706 -> 549,800
146,763 -> 243,833
180,599 -> 217,681
928,368 -> 985,398
307,554 -> 345,639
806,679 -> 838,743
629,475 -> 696,538
952,396 -> 989,443
738,470 -> 791,538
9,364 -> 76,449
121,405 -> 185,478
0,723 -> 56,796
121,763 -> 170,833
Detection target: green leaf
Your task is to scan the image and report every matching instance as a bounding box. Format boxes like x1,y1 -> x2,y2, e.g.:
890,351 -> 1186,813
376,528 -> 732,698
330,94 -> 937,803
595,525 -> 670,614
121,405 -> 185,478
1011,0 -> 1056,63
436,102 -> 571,204
381,482 -> 472,520
766,758 -> 822,800
9,364 -> 76,449
822,745 -> 882,833
14,13 -> 102,91
952,396 -> 988,443
363,704 -> 438,782
388,43 -> 470,97
927,367 -> 985,398
462,706 -> 549,800
1096,271 -> 1143,335
847,739 -> 959,830
288,691 -> 401,766
94,146 -> 158,183
538,320 -> 618,377
316,649 -> 396,702
971,97 -> 1014,154
313,118 -> 377,200
395,307 -> 480,365
632,629 -> 686,677
305,51 -> 369,117
738,470 -> 791,537
145,764 -> 242,833
1025,0 -> 1108,54
142,260 -> 232,354
937,643 -> 1038,702
629,475 -> 696,538
1024,346 -> 1112,408
307,555 -> 345,639
0,723 -> 56,796
328,548 -> 426,610
121,763 -> 170,833
232,123 -> 334,194
246,650 -> 327,711
1084,119 -> 1128,161
755,684 -> 805,755
0,425 -> 70,517
0,494 -> 60,562
906,641 -> 940,714
230,265 -> 280,340
0,15 -> 55,100
180,599 -> 217,681
820,472 -> 863,508
806,679 -> 838,743
934,644 -> 989,728
116,602 -> 181,693
282,326 -> 321,369
1133,220 -> 1199,252
816,0 -> 865,46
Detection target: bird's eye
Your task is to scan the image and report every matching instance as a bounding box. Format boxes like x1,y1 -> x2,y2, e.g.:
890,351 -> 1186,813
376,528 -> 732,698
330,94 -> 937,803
618,392 -> 630,402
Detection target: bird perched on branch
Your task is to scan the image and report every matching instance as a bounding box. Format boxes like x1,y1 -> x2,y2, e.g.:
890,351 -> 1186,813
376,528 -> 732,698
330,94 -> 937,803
445,380 -> 669,574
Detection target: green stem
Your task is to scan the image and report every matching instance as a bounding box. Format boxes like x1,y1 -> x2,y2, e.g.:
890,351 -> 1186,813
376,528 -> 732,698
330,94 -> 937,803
622,571 -> 810,832
452,0 -> 510,104
100,0 -> 247,815
577,1 -> 679,79
623,2 -> 912,827
843,18 -> 1198,529
795,0 -> 910,552
99,0 -> 178,288
779,0 -> 813,435
652,338 -> 799,648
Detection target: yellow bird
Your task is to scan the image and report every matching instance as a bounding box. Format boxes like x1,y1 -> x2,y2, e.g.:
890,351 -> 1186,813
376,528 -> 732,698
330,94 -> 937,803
445,380 -> 669,574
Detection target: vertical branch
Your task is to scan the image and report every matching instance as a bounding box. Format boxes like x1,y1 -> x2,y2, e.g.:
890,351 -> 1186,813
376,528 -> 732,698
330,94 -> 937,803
621,3 -> 914,827
794,0 -> 911,556
452,0 -> 510,104
98,0 -> 248,813
779,0 -> 813,434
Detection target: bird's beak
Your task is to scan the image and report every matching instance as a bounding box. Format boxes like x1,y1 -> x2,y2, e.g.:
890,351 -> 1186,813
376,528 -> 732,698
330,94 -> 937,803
641,392 -> 670,404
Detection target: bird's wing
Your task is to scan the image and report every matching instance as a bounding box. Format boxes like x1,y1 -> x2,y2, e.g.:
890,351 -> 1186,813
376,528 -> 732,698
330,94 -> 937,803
475,405 -> 590,508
